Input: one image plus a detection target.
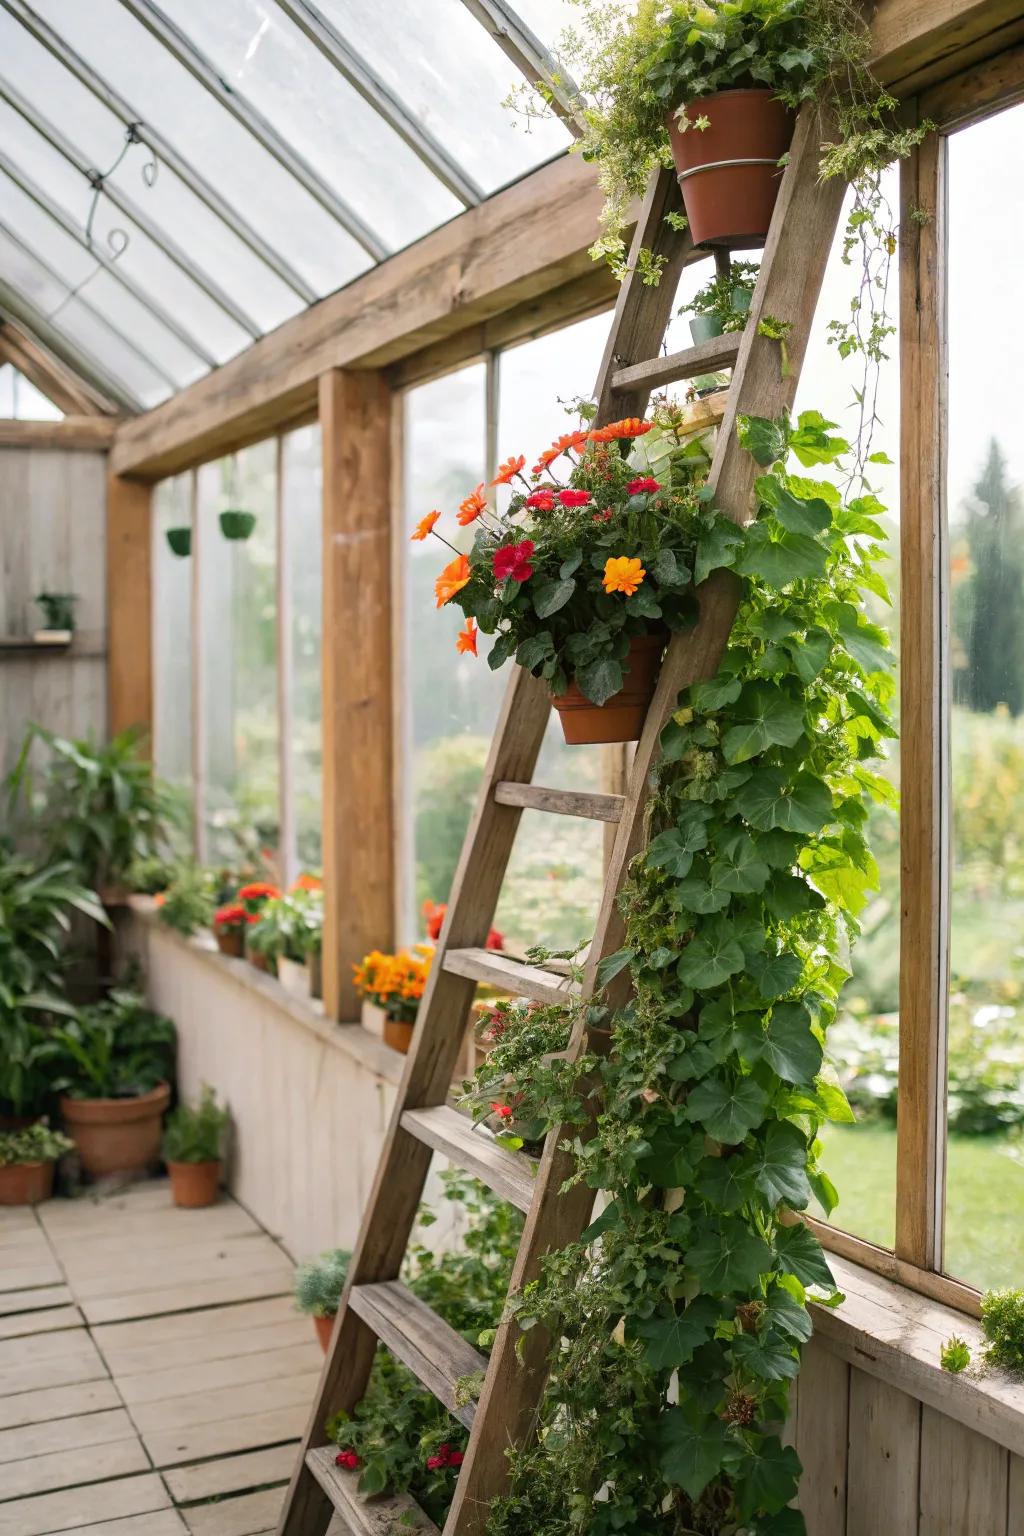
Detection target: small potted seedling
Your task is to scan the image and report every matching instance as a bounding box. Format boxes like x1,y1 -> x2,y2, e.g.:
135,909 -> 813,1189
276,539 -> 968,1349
0,1121 -> 73,1206
34,591 -> 77,644
162,1084 -> 229,1208
295,1248 -> 351,1352
684,261 -> 760,345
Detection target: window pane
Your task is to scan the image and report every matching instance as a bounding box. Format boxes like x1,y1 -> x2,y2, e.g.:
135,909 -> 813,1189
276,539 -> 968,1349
0,364 -> 62,420
198,443 -> 280,867
945,104 -> 1024,1290
152,474 -> 194,797
281,424 -> 323,875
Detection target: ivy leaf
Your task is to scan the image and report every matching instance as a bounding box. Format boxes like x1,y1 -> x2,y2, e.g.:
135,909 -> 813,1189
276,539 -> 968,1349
648,820 -> 708,878
641,1129 -> 698,1189
596,947 -> 636,988
740,1002 -> 823,1085
813,1074 -> 856,1124
711,830 -> 771,894
774,1223 -> 835,1288
747,948 -> 803,1000
732,1436 -> 803,1519
757,830 -> 802,868
752,1121 -> 812,1208
678,923 -> 746,988
651,547 -> 690,587
625,585 -> 663,619
721,684 -> 805,765
515,633 -> 555,670
685,1073 -> 769,1143
734,767 -> 833,834
695,520 -> 745,585
763,873 -> 824,920
532,577 -> 576,619
738,414 -> 788,466
809,1165 -> 839,1216
657,1406 -> 729,1500
633,1296 -> 719,1368
829,601 -> 892,675
734,524 -> 829,588
690,672 -> 742,711
732,1331 -> 800,1381
575,655 -> 623,706
673,865 -> 733,914
688,1217 -> 774,1293
787,626 -> 831,685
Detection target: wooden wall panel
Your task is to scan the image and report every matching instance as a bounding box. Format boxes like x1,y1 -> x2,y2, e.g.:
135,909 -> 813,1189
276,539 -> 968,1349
1008,1456 -> 1024,1536
919,1405 -> 1009,1535
106,473 -> 152,744
846,1372 -> 921,1536
797,1340 -> 850,1536
319,370 -> 394,1020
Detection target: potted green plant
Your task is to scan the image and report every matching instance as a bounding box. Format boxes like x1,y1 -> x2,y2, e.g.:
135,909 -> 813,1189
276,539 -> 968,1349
157,865 -> 216,937
125,853 -> 176,896
295,1247 -> 351,1352
166,527 -> 191,557
52,989 -> 176,1178
0,1120 -> 73,1205
212,902 -> 251,958
236,881 -> 280,971
421,405 -> 715,745
0,852 -> 108,997
253,888 -> 323,998
219,509 -> 256,541
33,591 -> 77,643
162,1084 -> 229,1208
685,260 -> 759,343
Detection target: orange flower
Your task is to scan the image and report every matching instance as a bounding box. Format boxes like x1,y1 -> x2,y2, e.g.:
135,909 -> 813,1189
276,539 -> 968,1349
457,484 -> 488,526
411,510 -> 440,542
588,417 -> 653,443
290,873 -> 323,892
603,556 -> 646,597
456,616 -> 478,657
531,431 -> 589,474
435,554 -> 470,608
491,454 -> 525,486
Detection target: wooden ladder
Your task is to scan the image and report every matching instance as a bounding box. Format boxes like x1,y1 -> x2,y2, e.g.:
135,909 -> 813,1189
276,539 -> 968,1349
278,103 -> 847,1536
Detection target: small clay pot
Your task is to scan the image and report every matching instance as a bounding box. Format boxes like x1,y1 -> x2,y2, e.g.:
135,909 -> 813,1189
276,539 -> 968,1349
314,1313 -> 335,1353
383,1017 -> 415,1054
666,89 -> 795,248
216,928 -> 245,958
552,632 -> 667,745
167,1159 -> 222,1208
0,1160 -> 55,1206
61,1082 -> 170,1179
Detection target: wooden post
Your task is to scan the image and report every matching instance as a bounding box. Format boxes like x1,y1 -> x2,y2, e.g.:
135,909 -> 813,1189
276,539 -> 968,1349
319,369 -> 395,1019
106,472 -> 153,746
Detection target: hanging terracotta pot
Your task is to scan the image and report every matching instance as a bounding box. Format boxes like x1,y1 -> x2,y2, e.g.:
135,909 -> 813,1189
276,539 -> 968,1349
167,1159 -> 222,1208
61,1082 -> 170,1179
0,1160 -> 55,1206
219,509 -> 256,541
666,89 -> 795,248
383,1016 -> 415,1054
553,632 -> 666,746
166,527 -> 192,557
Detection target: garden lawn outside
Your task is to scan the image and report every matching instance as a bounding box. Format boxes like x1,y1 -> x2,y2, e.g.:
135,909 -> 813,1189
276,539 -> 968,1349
817,1121 -> 1024,1291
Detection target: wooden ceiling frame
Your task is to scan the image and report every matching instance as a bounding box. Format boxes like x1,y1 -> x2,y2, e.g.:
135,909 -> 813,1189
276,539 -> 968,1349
0,318 -> 121,419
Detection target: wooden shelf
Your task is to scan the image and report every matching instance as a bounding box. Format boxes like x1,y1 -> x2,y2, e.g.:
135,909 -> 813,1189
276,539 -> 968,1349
0,634 -> 105,659
305,1445 -> 438,1534
401,1104 -> 536,1213
442,948 -> 579,1007
347,1280 -> 486,1429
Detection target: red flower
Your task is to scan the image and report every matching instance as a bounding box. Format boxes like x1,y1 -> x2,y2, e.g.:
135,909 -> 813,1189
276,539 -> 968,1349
427,1442 -> 455,1470
426,1454 -> 446,1470
627,477 -> 661,495
491,454 -> 526,487
493,540 -> 535,583
485,924 -> 504,952
457,484 -> 488,526
525,489 -> 555,511
558,489 -> 591,508
335,1449 -> 360,1470
449,1450 -> 465,1467
237,882 -> 279,903
423,900 -> 445,941
213,903 -> 247,930
592,510 -> 613,522
490,1102 -> 514,1120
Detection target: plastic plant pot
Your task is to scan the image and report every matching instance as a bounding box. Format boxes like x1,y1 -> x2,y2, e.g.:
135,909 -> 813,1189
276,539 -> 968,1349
219,509 -> 257,541
689,313 -> 724,345
732,286 -> 753,315
166,527 -> 192,558
666,89 -> 795,248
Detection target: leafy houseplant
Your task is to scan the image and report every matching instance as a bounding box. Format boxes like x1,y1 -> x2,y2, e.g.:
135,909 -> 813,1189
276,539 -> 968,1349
237,882 -> 281,972
52,990 -> 176,1178
249,888 -> 323,998
353,946 -> 433,1054
685,260 -> 760,342
125,853 -> 176,896
422,406 -> 717,744
295,1247 -> 352,1351
980,1289 -> 1024,1374
0,851 -> 107,995
162,1083 -> 229,1207
34,591 -> 77,639
212,902 -> 253,958
157,865 -> 217,938
0,1119 -> 73,1206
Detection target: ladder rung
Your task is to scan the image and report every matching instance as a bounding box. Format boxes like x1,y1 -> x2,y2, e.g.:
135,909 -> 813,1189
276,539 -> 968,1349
443,947 -> 579,1006
402,1105 -> 536,1213
306,1444 -> 438,1533
494,781 -> 624,823
347,1280 -> 487,1429
611,334 -> 741,394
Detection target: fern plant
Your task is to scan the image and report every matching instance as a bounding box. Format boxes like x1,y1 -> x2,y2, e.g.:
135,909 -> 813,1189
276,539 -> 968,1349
295,1249 -> 352,1319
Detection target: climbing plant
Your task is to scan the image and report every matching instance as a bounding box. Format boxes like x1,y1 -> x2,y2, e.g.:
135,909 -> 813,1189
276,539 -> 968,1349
464,407 -> 895,1534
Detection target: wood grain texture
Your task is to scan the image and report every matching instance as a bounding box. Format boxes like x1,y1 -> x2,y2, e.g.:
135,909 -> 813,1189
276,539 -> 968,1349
0,1437 -> 150,1502
57,1514 -> 187,1536
117,1341 -> 322,1406
871,0 -> 1024,93
164,1443 -> 299,1504
400,1105 -> 536,1212
0,1378 -> 120,1432
0,1472 -> 170,1536
0,418 -> 117,449
348,1281 -> 487,1428
0,319 -> 120,416
0,1303 -> 82,1340
320,369 -> 394,1020
145,1404 -> 311,1470
611,337 -> 741,394
920,32 -> 1024,125
0,1407 -> 136,1465
845,1372 -> 921,1536
305,1447 -> 438,1535
918,1404 -> 1009,1534
795,1341 -> 849,1536
183,1489 -> 286,1536
106,471 -> 152,741
81,1269 -> 293,1326
493,781 -> 624,823
1009,1455 -> 1024,1536
442,947 -> 578,1005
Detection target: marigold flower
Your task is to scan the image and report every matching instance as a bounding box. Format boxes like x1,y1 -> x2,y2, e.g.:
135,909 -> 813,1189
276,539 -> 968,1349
603,556 -> 646,597
558,489 -> 592,508
588,417 -> 653,443
457,484 -> 488,526
435,554 -> 471,608
493,540 -> 535,583
411,510 -> 441,542
531,430 -> 589,474
335,1449 -> 360,1470
456,617 -> 478,657
525,489 -> 555,511
627,476 -> 661,495
490,1102 -> 514,1120
490,454 -> 526,486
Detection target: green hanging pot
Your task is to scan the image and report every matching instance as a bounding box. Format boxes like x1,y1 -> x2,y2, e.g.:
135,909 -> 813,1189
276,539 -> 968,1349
166,527 -> 192,557
219,509 -> 257,542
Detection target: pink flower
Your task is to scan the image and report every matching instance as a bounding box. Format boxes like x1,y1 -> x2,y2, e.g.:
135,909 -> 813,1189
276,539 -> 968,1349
627,477 -> 661,495
493,540 -> 535,583
558,489 -> 592,508
525,489 -> 555,511
449,1450 -> 465,1467
335,1449 -> 360,1470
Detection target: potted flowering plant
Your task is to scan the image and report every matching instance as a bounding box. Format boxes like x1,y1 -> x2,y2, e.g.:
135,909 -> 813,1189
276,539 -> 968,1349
212,902 -> 251,958
352,946 -> 433,1054
237,882 -> 280,971
0,1120 -> 73,1205
419,407 -> 714,744
250,888 -> 323,998
295,1247 -> 351,1352
162,1083 -> 229,1208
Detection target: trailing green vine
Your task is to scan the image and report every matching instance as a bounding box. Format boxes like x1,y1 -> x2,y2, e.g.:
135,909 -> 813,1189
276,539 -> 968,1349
463,407 -> 895,1534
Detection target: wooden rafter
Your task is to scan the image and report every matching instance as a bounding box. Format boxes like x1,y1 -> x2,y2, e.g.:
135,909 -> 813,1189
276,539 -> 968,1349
0,320 -> 121,419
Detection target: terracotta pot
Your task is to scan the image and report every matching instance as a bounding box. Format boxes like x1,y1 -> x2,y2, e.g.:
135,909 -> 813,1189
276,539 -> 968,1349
314,1313 -> 335,1353
60,1082 -> 170,1179
167,1159 -> 222,1208
553,633 -> 666,745
247,945 -> 275,975
0,1160 -> 54,1206
383,1016 -> 415,1054
216,928 -> 245,958
666,89 -> 795,248
277,956 -> 310,998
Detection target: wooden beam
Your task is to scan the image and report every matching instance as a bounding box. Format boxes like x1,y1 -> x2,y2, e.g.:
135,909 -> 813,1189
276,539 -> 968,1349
106,474 -> 153,745
0,417 -> 118,450
320,369 -> 394,1021
920,30 -> 1024,124
871,0 -> 1024,94
0,320 -> 120,417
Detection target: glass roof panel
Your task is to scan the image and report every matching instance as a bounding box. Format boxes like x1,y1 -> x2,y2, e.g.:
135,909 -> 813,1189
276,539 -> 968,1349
158,0 -> 462,250
316,0 -> 571,193
0,17 -> 308,334
502,0 -> 582,53
0,363 -> 64,420
27,0 -> 374,296
0,228 -> 171,406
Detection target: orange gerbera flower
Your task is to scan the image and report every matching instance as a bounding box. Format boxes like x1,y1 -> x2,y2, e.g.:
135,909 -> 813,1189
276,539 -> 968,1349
531,431 -> 589,474
435,553 -> 471,608
457,484 -> 488,526
411,510 -> 440,542
490,454 -> 526,486
456,617 -> 478,657
588,417 -> 654,443
603,556 -> 646,597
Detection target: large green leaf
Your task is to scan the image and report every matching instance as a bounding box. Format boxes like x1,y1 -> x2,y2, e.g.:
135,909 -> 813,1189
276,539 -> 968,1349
721,684 -> 805,765
688,1217 -> 774,1293
678,924 -> 746,988
657,1406 -> 729,1500
695,520 -> 745,585
673,863 -> 734,914
633,1296 -> 720,1368
574,654 -> 623,706
752,1121 -> 812,1208
740,1003 -> 823,1085
732,1331 -> 800,1381
738,414 -> 788,467
746,949 -> 803,1000
532,577 -> 576,619
734,524 -> 829,589
694,1152 -> 758,1212
686,1073 -> 769,1143
774,1223 -> 835,1288
732,1436 -> 803,1519
829,601 -> 892,675
648,819 -> 709,878
734,767 -> 833,834
710,831 -> 771,895
771,487 -> 833,536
